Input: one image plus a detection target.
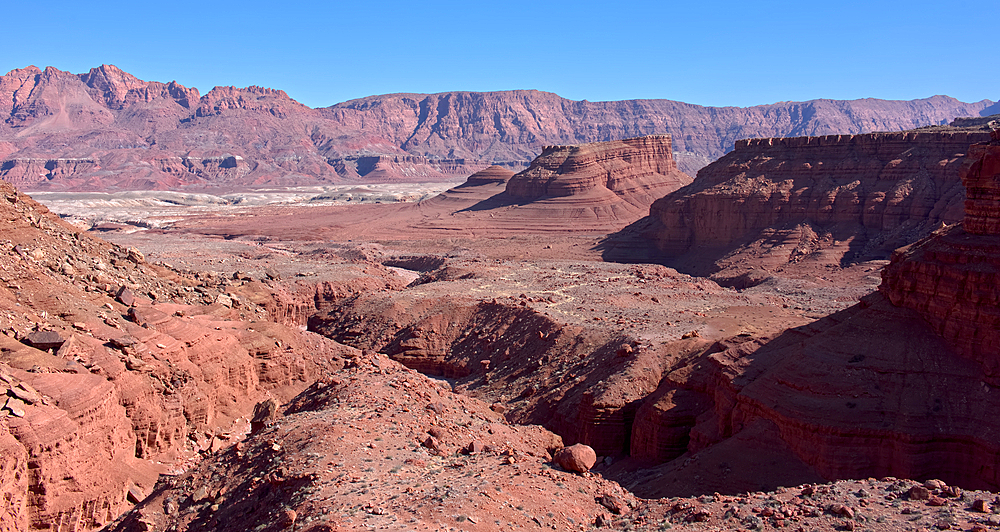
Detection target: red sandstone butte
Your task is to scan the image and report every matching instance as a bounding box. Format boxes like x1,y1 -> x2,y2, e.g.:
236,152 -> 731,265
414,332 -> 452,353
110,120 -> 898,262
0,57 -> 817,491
461,135 -> 693,231
507,135 -> 689,204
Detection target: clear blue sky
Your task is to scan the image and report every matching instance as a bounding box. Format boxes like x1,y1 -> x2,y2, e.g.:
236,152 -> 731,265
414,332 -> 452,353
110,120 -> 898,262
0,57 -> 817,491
4,0 -> 996,109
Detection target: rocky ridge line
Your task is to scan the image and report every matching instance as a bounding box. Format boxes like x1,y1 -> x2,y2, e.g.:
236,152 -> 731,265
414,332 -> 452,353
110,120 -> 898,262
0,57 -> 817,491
0,64 -> 993,189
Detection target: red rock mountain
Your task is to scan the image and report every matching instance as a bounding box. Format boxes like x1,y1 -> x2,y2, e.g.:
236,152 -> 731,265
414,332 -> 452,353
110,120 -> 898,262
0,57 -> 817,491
327,91 -> 994,173
0,64 -> 993,190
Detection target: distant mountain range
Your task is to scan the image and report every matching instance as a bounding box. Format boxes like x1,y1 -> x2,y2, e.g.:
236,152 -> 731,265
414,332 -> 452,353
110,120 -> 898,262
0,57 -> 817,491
0,64 -> 994,191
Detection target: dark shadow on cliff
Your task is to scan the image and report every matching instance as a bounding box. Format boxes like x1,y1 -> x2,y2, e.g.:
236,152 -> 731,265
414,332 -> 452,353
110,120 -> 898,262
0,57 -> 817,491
600,292 -> 1000,498
455,191 -> 528,212
595,214 -> 936,287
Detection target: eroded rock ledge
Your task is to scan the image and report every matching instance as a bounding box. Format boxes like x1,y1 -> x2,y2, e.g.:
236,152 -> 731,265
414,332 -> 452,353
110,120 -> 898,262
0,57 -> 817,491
650,129 -> 992,255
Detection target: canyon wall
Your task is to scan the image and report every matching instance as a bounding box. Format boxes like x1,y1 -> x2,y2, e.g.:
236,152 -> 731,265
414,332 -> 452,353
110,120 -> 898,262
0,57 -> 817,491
327,90 -> 995,176
622,126 -> 1000,496
649,129 -> 992,254
0,64 -> 993,190
603,126 -> 995,280
961,129 -> 1000,234
880,129 -> 1000,374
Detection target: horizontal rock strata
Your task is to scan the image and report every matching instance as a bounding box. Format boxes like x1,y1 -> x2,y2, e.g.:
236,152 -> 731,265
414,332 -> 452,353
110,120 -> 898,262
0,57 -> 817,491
417,136 -> 693,233
1,64 -> 992,190
649,130 -> 992,255
506,135 -> 688,203
961,129 -> 1000,234
625,128 -> 1000,495
881,128 -> 1000,373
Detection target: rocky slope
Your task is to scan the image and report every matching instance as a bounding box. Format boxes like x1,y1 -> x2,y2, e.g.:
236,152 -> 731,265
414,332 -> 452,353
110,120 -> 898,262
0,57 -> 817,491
0,179 -> 363,531
0,64 -> 993,190
105,349 -> 640,532
93,234 -> 1000,532
605,123 -> 995,284
107,350 -> 1000,532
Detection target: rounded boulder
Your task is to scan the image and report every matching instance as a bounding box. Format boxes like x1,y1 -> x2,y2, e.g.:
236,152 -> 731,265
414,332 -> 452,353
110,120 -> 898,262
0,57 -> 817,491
554,443 -> 597,473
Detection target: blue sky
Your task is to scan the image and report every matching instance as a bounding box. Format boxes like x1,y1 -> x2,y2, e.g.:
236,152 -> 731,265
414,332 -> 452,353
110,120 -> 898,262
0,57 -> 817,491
4,0 -> 996,109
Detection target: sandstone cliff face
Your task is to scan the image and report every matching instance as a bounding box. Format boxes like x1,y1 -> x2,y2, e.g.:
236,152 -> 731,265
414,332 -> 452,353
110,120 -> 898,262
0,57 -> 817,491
962,129 -> 1000,234
649,130 -> 991,254
618,128 -> 1000,496
5,370 -> 157,530
327,90 -> 996,176
0,428 -> 28,532
604,128 -> 994,281
0,64 -> 992,190
880,129 -> 1000,374
619,290 -> 1000,496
